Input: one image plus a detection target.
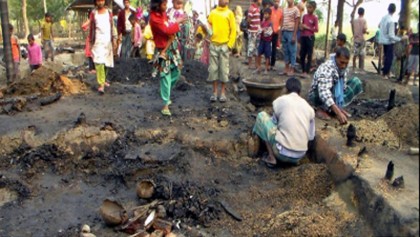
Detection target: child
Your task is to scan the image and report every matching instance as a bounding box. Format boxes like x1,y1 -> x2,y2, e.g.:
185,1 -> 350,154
129,14 -> 142,58
27,34 -> 43,72
352,7 -> 368,71
299,1 -> 318,78
196,13 -> 212,65
256,8 -> 273,75
405,23 -> 419,86
208,0 -> 236,103
194,33 -> 204,60
281,0 -> 300,76
81,17 -> 95,74
41,12 -> 54,62
9,24 -> 21,81
143,22 -> 155,62
88,0 -> 116,94
330,33 -> 347,59
160,0 -> 185,60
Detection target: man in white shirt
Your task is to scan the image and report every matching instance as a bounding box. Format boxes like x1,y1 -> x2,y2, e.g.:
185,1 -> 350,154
378,3 -> 401,79
252,77 -> 315,168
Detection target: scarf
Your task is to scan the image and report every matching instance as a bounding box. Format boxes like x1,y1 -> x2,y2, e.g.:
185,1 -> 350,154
333,60 -> 345,108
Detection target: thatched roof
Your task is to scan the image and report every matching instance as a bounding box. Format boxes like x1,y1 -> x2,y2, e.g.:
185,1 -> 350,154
66,0 -> 135,12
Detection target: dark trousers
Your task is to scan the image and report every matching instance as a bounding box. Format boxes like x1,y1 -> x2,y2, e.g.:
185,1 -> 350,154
30,64 -> 41,72
397,56 -> 406,81
88,57 -> 94,71
300,35 -> 315,73
382,44 -> 394,75
271,32 -> 279,67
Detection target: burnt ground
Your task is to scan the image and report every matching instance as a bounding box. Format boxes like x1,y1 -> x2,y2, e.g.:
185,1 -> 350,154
0,53 -> 418,236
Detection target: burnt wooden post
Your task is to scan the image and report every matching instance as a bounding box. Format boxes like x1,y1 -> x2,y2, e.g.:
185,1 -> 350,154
387,89 -> 396,111
0,0 -> 13,85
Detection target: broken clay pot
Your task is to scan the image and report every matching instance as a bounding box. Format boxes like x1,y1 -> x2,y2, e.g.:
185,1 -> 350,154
137,180 -> 155,199
99,199 -> 128,226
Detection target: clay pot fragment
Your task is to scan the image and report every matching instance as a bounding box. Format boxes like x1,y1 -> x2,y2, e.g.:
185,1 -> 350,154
150,230 -> 164,237
99,199 -> 128,226
137,180 -> 155,199
80,224 -> 96,237
156,205 -> 167,218
152,218 -> 173,234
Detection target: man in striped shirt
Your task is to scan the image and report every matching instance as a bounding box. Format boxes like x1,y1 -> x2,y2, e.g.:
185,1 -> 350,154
247,0 -> 262,69
281,0 -> 300,76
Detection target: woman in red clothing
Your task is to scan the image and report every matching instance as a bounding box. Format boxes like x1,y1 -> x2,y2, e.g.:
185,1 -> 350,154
149,0 -> 186,116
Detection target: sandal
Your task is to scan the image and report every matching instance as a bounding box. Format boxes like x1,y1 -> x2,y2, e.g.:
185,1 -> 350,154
104,82 -> 110,87
210,94 -> 217,102
261,155 -> 277,168
219,94 -> 227,103
98,86 -> 105,95
161,109 -> 172,116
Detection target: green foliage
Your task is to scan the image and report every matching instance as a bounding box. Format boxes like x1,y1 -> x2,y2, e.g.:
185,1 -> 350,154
411,0 -> 419,24
315,8 -> 323,23
8,0 -> 72,23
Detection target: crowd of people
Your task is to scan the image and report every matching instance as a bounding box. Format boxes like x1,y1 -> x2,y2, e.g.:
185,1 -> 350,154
3,0 -> 419,167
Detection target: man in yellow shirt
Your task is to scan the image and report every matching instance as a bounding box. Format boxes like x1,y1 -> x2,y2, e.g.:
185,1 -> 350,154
207,0 -> 236,103
41,12 -> 54,61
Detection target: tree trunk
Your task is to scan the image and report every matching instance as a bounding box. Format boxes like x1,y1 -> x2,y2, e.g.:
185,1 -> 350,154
0,0 -> 13,85
21,0 -> 29,38
399,0 -> 411,31
336,0 -> 345,34
324,0 -> 332,59
350,0 -> 364,36
43,0 -> 47,14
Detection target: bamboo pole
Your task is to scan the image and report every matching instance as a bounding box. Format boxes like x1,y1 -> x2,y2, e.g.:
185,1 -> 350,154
0,0 -> 13,85
324,0 -> 331,59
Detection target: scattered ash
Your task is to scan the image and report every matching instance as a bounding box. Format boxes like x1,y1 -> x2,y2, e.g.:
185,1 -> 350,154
0,175 -> 31,201
182,60 -> 209,84
152,176 -> 222,227
346,99 -> 406,120
4,144 -> 67,173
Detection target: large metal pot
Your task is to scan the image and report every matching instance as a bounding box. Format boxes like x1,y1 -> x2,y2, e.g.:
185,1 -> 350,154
242,79 -> 286,106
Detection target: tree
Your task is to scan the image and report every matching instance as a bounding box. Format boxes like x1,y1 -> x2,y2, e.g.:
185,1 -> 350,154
336,0 -> 345,33
21,0 -> 29,38
398,0 -> 411,31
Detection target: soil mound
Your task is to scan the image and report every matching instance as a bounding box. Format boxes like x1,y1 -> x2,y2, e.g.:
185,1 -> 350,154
108,59 -> 154,84
4,67 -> 86,96
339,104 -> 419,148
382,104 -> 419,147
108,59 -> 209,84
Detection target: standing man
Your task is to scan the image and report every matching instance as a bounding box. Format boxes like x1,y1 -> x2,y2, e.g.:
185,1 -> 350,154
378,3 -> 401,80
89,0 -> 117,94
352,7 -> 368,72
281,0 -> 300,76
247,0 -> 262,70
270,0 -> 283,71
41,12 -> 54,62
117,0 -> 135,59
